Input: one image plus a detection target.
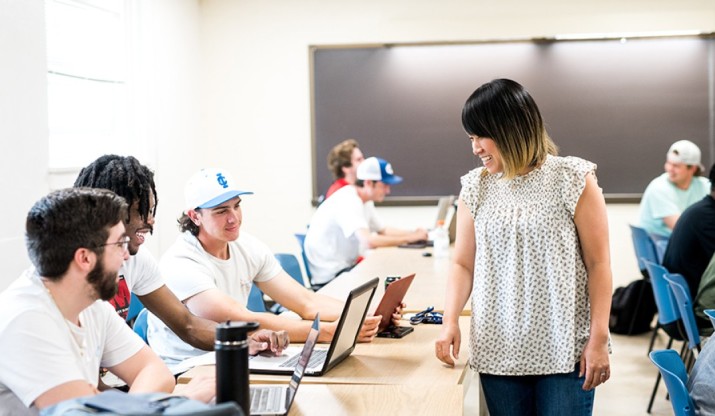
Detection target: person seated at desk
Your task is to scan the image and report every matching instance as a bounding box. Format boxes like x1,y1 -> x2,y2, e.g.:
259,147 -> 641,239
0,188 -> 214,414
639,139 -> 709,237
74,155 -> 288,362
304,156 -> 429,288
325,138 -> 364,200
148,168 -> 393,371
662,163 -> 715,317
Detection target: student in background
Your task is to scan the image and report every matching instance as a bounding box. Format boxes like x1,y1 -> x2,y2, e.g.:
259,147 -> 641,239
147,168 -> 392,371
435,79 -> 612,415
661,163 -> 715,305
0,188 -> 212,414
639,140 -> 709,237
305,156 -> 429,288
688,330 -> 715,415
325,138 -> 364,200
74,155 -> 288,356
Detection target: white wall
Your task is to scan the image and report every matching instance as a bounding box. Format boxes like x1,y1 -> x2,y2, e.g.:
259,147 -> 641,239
0,0 -> 49,290
2,0 -> 714,291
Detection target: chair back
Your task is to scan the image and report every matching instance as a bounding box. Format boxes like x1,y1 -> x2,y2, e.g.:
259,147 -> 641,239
294,233 -> 313,279
643,259 -> 680,325
133,308 -> 149,344
247,284 -> 267,312
664,273 -> 701,351
126,292 -> 144,323
704,309 -> 715,330
649,349 -> 696,416
275,253 -> 307,287
630,225 -> 659,274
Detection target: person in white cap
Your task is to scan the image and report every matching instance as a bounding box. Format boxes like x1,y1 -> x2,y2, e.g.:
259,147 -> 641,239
147,168 -> 389,371
639,139 -> 710,237
304,156 -> 429,288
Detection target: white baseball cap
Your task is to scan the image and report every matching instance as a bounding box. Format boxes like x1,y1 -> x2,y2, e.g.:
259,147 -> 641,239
184,168 -> 252,212
667,140 -> 704,171
356,157 -> 403,185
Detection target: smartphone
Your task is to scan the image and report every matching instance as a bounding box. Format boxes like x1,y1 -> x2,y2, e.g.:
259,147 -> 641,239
376,325 -> 414,339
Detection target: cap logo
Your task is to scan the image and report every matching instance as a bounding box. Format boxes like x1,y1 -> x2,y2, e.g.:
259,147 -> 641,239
385,163 -> 394,175
216,173 -> 229,189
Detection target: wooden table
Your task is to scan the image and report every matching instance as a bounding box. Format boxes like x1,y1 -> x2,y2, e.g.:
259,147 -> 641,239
318,246 -> 470,315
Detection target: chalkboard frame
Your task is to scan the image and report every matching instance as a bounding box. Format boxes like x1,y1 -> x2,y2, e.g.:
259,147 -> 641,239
309,34 -> 715,206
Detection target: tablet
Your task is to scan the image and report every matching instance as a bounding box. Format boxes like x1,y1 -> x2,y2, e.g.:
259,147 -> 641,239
374,273 -> 416,332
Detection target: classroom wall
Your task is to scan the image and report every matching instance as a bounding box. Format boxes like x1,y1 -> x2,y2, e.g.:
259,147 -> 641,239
2,0 -> 715,291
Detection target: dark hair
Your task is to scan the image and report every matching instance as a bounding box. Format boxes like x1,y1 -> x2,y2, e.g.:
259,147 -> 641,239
74,155 -> 157,223
178,212 -> 200,236
710,163 -> 715,192
461,79 -> 558,179
26,188 -> 128,279
327,139 -> 360,179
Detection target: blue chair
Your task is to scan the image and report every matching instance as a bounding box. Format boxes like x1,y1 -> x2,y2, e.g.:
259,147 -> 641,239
664,273 -> 702,357
630,225 -> 660,276
247,284 -> 267,312
654,239 -> 669,265
270,253 -> 309,314
126,292 -> 144,323
294,233 -> 313,281
705,309 -> 715,329
649,349 -> 696,416
133,308 -> 149,344
644,259 -> 682,413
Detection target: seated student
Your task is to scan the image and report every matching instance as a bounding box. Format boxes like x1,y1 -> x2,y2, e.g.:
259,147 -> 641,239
0,188 -> 212,414
325,138 -> 364,199
694,253 -> 715,335
662,163 -> 715,304
74,155 -> 288,358
304,156 -> 429,288
147,168 -> 397,370
639,139 -> 709,237
688,333 -> 715,414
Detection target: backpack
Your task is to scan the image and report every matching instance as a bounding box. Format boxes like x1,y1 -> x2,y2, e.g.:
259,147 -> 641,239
609,278 -> 657,335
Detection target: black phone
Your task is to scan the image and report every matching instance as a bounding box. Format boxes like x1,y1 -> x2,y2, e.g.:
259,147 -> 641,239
377,325 -> 414,339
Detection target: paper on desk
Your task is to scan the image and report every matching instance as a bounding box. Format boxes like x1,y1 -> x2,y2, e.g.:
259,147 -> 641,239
171,351 -> 215,375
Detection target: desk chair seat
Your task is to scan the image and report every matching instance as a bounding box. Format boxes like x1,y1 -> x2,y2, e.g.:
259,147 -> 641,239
649,349 -> 696,416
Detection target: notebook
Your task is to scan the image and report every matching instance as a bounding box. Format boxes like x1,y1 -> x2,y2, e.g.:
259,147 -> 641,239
375,274 -> 416,338
248,316 -> 319,416
249,277 -> 378,376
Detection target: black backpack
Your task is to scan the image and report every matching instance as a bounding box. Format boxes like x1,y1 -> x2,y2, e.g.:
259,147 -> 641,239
609,279 -> 657,335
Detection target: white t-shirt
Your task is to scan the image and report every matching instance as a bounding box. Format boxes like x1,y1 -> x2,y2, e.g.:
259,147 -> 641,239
304,185 -> 383,285
147,231 -> 282,369
0,269 -> 144,414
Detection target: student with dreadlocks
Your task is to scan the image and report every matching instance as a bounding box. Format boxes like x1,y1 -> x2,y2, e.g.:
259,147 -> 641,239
74,155 -> 289,357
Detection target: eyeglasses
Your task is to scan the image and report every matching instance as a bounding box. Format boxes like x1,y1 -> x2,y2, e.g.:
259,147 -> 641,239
94,236 -> 130,252
409,306 -> 443,325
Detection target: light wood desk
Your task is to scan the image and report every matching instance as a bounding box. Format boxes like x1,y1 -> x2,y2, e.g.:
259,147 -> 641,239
179,316 -> 470,386
318,246 -> 471,315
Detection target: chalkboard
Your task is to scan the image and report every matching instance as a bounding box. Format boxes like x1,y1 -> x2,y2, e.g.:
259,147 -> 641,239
310,36 -> 715,205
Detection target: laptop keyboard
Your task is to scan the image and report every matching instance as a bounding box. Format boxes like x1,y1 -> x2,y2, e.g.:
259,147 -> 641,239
251,386 -> 283,413
279,348 -> 327,369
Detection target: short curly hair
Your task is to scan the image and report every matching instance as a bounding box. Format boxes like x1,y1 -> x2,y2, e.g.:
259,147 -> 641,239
327,139 -> 360,179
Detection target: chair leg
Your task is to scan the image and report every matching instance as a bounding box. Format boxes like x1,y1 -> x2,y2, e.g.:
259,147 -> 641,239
647,322 -> 660,354
647,371 -> 662,413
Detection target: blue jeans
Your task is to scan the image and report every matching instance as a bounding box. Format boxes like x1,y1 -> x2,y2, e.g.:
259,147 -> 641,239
479,364 -> 594,416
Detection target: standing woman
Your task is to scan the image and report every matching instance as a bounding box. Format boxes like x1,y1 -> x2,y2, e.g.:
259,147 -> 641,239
435,79 -> 612,415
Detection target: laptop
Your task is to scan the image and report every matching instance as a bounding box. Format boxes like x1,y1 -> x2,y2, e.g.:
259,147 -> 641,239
375,274 -> 416,338
399,196 -> 456,248
248,316 -> 319,416
249,277 -> 378,376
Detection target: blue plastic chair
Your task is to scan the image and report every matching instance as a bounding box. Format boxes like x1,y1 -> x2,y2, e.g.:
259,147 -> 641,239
644,259 -> 682,413
649,349 -> 696,416
294,233 -> 313,280
269,253 -> 309,314
630,225 -> 660,276
664,273 -> 702,355
247,284 -> 267,312
133,308 -> 149,344
126,292 -> 144,323
654,239 -> 669,265
705,309 -> 715,329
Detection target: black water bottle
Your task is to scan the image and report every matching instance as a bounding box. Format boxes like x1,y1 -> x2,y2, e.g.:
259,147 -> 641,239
215,320 -> 259,415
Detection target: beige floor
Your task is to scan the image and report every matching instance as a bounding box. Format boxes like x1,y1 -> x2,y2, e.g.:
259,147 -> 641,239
463,328 -> 690,415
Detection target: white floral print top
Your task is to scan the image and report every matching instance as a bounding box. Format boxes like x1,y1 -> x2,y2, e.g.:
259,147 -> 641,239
460,154 -> 596,375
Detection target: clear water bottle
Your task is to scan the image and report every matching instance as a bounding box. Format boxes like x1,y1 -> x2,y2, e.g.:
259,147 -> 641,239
433,220 -> 450,258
